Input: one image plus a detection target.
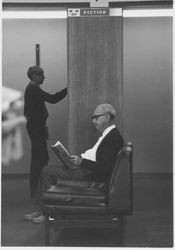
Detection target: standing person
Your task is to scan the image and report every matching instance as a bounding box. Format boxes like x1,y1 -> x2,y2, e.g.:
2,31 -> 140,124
24,65 -> 67,203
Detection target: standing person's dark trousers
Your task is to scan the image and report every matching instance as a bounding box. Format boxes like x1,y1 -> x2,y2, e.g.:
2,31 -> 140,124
27,124 -> 49,198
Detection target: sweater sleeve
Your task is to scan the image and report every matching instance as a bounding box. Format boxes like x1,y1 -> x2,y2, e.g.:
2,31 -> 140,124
40,87 -> 67,104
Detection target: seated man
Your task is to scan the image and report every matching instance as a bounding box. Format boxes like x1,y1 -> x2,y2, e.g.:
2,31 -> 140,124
25,103 -> 124,223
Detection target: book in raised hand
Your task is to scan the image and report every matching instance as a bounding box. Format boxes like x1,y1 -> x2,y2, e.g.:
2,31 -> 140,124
51,140 -> 74,169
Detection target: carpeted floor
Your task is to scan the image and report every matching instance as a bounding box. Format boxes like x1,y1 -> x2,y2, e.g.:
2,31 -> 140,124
1,174 -> 173,247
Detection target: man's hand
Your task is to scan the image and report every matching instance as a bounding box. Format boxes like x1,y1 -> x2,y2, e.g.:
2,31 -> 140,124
71,155 -> 82,165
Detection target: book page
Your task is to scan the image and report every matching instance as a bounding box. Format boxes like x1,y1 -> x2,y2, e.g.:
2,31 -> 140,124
51,140 -> 74,169
52,140 -> 70,156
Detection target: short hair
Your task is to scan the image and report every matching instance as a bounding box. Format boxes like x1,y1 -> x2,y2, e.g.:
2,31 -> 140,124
96,103 -> 116,120
27,66 -> 44,80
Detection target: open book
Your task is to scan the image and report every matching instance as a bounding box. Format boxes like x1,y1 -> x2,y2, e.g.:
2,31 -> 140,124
51,140 -> 75,169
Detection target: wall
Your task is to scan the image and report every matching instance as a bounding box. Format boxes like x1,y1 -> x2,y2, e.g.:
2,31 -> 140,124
123,17 -> 173,173
2,15 -> 173,174
2,19 -> 68,173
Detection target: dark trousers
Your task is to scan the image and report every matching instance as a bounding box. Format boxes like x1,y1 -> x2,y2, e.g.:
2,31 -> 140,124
41,164 -> 90,191
35,165 -> 103,206
27,124 -> 49,198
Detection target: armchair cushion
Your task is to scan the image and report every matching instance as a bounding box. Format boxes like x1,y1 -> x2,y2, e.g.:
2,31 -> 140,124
43,184 -> 107,206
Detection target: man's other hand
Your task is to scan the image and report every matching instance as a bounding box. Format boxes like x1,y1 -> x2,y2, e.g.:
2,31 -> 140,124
71,155 -> 82,165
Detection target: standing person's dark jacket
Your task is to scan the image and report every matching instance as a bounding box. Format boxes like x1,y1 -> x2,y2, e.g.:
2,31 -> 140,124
24,83 -> 67,128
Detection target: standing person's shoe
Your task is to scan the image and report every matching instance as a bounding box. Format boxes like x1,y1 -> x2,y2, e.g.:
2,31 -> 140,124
24,211 -> 42,220
32,215 -> 46,224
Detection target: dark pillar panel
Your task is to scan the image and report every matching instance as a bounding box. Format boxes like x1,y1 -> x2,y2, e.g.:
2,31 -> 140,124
68,13 -> 123,154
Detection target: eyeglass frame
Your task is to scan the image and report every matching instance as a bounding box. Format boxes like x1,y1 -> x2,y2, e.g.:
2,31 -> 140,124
91,113 -> 107,120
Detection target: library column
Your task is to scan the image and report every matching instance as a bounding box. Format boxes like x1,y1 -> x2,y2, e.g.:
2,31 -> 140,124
67,8 -> 123,154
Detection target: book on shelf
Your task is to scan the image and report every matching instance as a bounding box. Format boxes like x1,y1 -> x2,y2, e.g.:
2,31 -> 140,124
51,140 -> 75,169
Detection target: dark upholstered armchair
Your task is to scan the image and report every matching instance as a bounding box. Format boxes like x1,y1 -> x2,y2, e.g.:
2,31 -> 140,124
42,142 -> 133,245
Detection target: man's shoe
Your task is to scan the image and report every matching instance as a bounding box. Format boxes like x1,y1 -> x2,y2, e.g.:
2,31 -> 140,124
32,215 -> 46,224
24,211 -> 41,221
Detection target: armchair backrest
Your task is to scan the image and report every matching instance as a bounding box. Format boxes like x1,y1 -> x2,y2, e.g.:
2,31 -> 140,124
107,142 -> 133,215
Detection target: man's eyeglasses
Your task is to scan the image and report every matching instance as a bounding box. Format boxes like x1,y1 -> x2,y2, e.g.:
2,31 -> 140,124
91,114 -> 106,120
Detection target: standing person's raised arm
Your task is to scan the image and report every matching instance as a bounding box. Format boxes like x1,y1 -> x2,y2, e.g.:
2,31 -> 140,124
40,87 -> 67,104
